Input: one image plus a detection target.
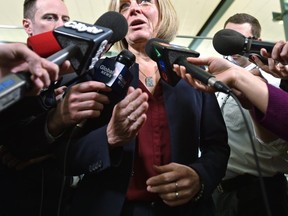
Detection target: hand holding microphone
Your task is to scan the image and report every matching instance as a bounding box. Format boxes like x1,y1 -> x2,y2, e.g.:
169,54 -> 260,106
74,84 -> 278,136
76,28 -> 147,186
45,12 -> 132,133
73,49 -> 136,130
213,28 -> 274,55
212,28 -> 273,64
0,16 -> 113,113
90,49 -> 135,102
0,43 -> 60,112
145,38 -> 230,93
172,56 -> 241,94
255,40 -> 288,79
27,11 -> 128,77
47,80 -> 112,136
0,11 -> 128,113
145,38 -> 200,86
0,43 -> 59,85
213,29 -> 288,79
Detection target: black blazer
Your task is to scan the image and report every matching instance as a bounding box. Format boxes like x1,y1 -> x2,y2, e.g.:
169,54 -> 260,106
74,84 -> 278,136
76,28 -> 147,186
65,63 -> 230,216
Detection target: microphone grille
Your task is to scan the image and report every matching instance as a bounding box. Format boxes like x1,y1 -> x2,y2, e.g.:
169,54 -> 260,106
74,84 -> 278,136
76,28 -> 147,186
116,49 -> 135,68
95,11 -> 128,44
212,29 -> 246,56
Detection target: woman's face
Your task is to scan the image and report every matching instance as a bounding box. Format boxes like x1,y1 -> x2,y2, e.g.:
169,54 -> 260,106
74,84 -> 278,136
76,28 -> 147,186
119,0 -> 159,46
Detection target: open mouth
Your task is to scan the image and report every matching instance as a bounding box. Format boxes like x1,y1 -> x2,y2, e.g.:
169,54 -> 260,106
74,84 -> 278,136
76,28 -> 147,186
130,19 -> 146,27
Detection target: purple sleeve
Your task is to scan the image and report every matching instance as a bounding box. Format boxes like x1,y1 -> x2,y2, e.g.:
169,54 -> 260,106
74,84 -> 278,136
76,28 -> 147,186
252,83 -> 288,141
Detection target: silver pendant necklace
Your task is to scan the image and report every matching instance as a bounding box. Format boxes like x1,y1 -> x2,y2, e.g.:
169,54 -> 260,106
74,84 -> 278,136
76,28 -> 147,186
139,68 -> 159,87
145,77 -> 154,87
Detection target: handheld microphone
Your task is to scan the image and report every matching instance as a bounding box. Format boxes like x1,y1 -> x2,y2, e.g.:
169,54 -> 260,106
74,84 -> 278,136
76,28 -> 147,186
27,11 -> 128,76
212,29 -> 274,63
76,49 -> 135,128
145,38 -> 230,93
91,49 -> 135,102
13,19 -> 114,113
27,21 -> 112,76
52,20 -> 113,76
58,11 -> 128,87
94,11 -> 128,45
27,31 -> 62,58
0,9 -> 121,113
145,38 -> 200,86
0,12 -> 128,113
0,45 -> 81,112
0,72 -> 31,112
174,56 -> 231,93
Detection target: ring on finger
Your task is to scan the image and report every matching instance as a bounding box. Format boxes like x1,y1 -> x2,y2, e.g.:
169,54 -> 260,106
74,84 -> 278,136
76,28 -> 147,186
127,115 -> 137,122
175,191 -> 179,199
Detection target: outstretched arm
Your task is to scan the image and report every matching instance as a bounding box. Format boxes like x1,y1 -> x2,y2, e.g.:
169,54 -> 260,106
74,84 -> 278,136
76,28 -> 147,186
0,42 -> 59,95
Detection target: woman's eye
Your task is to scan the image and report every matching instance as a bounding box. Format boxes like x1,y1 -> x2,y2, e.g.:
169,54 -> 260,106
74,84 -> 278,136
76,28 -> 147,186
120,3 -> 130,12
138,0 -> 152,5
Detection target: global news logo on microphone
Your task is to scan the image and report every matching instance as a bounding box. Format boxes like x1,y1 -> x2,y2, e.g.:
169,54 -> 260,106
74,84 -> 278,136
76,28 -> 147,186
92,57 -> 132,90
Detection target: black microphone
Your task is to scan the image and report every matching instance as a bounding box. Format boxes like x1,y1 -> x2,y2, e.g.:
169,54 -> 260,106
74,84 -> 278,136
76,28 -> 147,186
174,56 -> 231,93
91,50 -> 136,94
56,11 -> 129,87
212,29 -> 274,63
0,45 -> 81,112
53,12 -> 128,76
145,38 -> 230,93
0,12 -> 128,113
76,49 -> 135,128
38,11 -> 127,107
25,19 -> 114,95
27,11 -> 128,77
91,49 -> 135,102
52,21 -> 113,76
27,11 -> 128,60
145,38 -> 200,86
94,11 -> 128,45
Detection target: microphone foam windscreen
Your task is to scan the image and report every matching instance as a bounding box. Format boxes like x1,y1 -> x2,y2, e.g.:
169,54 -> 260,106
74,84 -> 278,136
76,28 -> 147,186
116,49 -> 135,68
95,11 -> 128,44
27,31 -> 61,57
212,29 -> 246,56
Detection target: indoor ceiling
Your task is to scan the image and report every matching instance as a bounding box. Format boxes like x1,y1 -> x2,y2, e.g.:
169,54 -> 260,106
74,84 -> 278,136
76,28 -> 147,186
0,0 -> 285,57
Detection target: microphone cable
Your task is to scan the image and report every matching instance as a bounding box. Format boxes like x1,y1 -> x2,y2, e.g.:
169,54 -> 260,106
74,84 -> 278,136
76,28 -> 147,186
227,91 -> 272,216
56,124 -> 83,216
38,167 -> 44,216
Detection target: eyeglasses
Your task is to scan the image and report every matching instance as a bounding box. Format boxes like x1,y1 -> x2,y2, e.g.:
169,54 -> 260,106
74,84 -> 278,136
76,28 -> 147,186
119,0 -> 154,13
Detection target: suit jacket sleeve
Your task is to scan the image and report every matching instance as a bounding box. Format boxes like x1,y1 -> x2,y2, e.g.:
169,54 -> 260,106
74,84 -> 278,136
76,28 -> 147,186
61,123 -> 124,176
165,80 -> 230,200
189,91 -> 230,198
